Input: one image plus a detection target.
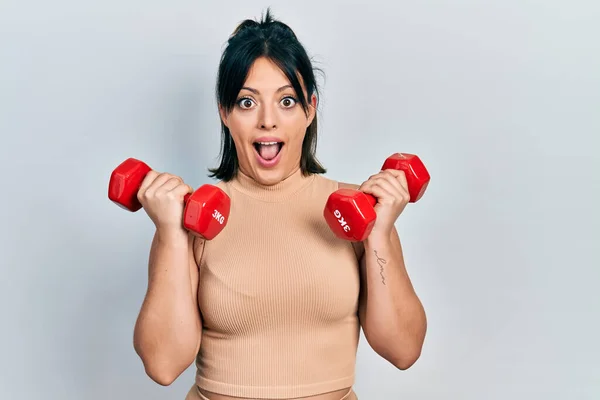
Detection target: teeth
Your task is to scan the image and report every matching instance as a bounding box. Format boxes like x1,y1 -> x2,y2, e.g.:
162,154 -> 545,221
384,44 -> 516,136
256,141 -> 279,145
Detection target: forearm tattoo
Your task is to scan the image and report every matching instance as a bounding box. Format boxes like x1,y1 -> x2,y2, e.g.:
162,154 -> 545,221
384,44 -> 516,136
374,250 -> 387,285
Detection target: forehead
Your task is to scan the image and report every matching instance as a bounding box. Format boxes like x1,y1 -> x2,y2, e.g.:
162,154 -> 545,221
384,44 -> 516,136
243,57 -> 294,90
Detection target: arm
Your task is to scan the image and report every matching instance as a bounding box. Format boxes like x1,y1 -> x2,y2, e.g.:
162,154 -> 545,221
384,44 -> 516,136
340,181 -> 426,369
357,228 -> 426,370
133,228 -> 203,385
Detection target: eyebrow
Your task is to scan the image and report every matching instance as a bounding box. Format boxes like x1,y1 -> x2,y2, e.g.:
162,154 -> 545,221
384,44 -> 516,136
240,85 -> 293,94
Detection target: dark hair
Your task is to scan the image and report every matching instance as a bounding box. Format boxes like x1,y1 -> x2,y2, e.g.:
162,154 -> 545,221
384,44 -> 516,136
208,8 -> 326,181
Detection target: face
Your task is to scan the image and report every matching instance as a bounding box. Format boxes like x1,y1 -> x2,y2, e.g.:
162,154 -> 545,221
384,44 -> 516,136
219,56 -> 316,186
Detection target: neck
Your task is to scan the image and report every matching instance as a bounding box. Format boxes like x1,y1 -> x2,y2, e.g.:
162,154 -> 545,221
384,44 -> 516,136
230,167 -> 314,202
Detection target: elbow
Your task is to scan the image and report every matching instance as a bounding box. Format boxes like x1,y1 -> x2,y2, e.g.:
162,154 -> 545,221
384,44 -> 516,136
133,328 -> 200,386
137,351 -> 187,386
364,329 -> 424,371
134,344 -> 189,386
391,348 -> 422,370
368,340 -> 423,370
390,334 -> 425,370
143,363 -> 180,386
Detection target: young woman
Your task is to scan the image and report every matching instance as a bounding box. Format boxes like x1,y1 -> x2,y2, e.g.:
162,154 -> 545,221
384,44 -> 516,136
132,9 -> 427,400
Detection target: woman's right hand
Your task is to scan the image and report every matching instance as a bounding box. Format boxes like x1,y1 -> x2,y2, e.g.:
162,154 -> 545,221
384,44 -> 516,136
136,170 -> 194,233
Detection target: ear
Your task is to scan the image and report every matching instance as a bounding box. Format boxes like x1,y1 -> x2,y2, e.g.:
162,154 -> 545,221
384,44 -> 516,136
219,104 -> 229,128
306,94 -> 317,127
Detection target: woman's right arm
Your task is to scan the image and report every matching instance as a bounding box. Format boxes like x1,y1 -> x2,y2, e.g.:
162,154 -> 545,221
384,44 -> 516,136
131,170 -> 202,386
133,228 -> 202,386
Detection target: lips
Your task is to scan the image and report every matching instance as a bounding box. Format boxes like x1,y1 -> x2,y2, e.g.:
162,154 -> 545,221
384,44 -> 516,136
253,137 -> 284,161
252,136 -> 285,168
253,141 -> 283,160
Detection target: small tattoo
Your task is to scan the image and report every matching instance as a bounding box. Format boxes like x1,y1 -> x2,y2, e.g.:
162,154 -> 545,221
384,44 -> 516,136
374,250 -> 387,285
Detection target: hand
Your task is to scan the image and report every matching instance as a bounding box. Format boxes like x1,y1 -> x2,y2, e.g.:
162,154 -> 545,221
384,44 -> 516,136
358,169 -> 410,239
136,171 -> 194,233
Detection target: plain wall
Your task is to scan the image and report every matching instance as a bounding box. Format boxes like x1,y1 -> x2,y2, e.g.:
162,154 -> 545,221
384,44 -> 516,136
1,0 -> 598,399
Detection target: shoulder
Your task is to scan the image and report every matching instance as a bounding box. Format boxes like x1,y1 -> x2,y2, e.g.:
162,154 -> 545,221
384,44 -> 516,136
214,179 -> 228,190
209,179 -> 232,199
313,173 -> 361,191
337,181 -> 361,190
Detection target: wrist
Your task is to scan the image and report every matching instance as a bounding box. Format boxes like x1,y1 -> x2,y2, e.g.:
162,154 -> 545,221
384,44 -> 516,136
156,226 -> 189,246
364,231 -> 392,248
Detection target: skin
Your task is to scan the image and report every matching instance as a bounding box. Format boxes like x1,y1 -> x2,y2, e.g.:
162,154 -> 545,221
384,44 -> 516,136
219,56 -> 316,186
133,56 -> 426,399
343,172 -> 427,371
132,170 -> 201,387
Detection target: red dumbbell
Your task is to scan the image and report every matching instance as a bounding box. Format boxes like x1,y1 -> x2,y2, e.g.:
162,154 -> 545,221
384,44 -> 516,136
323,153 -> 430,242
108,158 -> 230,240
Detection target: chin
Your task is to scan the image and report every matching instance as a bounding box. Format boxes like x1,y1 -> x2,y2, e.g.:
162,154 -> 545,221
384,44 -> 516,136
252,166 -> 288,186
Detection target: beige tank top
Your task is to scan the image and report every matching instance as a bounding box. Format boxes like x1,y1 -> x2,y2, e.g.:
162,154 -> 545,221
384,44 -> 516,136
191,167 -> 361,399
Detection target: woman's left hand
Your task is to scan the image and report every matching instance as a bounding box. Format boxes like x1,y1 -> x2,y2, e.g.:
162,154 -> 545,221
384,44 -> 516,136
358,169 -> 410,240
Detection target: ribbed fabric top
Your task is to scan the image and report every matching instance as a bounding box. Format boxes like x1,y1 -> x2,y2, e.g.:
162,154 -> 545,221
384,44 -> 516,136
192,167 -> 361,399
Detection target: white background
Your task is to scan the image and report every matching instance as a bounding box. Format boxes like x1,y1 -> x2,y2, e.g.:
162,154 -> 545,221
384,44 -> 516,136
1,0 -> 598,398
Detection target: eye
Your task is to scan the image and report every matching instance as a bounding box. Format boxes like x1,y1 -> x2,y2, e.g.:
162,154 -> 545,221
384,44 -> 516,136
280,96 -> 297,108
237,97 -> 255,109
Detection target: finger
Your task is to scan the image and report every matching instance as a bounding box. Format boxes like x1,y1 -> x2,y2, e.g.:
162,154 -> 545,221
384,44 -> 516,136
145,173 -> 181,196
359,172 -> 382,189
362,173 -> 402,195
362,182 -> 396,204
382,169 -> 408,191
138,170 -> 160,198
359,171 -> 385,189
374,171 -> 409,203
379,170 -> 409,199
372,178 -> 406,203
359,178 -> 383,197
358,178 -> 375,193
156,177 -> 184,194
169,182 -> 195,199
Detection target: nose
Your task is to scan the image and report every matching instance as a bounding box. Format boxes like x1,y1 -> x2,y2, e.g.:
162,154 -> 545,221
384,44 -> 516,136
258,103 -> 277,130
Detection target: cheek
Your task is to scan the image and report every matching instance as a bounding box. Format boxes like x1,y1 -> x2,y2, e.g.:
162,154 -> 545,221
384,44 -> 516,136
281,110 -> 309,136
227,114 -> 254,147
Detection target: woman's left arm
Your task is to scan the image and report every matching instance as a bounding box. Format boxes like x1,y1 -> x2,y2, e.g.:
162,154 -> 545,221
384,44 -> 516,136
358,227 -> 426,369
352,169 -> 427,369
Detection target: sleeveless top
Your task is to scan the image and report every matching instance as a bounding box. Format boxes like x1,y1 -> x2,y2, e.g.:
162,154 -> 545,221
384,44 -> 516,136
191,167 -> 361,399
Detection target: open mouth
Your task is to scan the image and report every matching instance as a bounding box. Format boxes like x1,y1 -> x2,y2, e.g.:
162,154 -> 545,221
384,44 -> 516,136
253,141 -> 284,161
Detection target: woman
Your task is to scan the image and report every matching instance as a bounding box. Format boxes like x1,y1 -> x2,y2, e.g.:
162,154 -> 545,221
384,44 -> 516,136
132,9 -> 427,400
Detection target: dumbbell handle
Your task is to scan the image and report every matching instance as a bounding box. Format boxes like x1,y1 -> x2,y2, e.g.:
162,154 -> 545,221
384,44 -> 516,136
359,154 -> 430,206
129,171 -> 193,204
109,158 -> 231,240
357,165 -> 410,209
109,158 -> 192,212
